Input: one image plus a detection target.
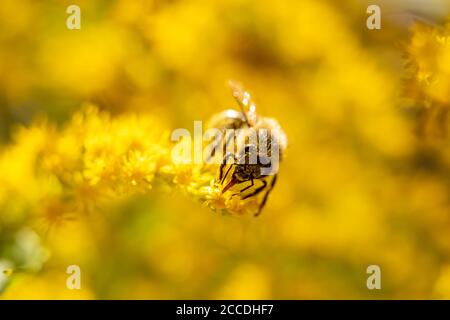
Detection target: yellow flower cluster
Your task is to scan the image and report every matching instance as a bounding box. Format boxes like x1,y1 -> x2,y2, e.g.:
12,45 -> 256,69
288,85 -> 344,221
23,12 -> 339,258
0,104 -> 261,238
405,22 -> 450,136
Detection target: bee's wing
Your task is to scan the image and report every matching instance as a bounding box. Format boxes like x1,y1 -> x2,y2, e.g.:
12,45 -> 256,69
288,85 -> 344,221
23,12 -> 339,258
228,80 -> 246,103
228,80 -> 257,124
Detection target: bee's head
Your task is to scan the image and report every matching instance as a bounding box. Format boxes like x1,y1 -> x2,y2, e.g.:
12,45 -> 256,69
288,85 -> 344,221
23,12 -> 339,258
234,163 -> 261,181
221,145 -> 262,193
222,163 -> 262,194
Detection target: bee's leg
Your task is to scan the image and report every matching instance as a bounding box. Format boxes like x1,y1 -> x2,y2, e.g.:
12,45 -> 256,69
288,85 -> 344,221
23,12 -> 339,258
219,154 -> 236,183
221,164 -> 234,184
241,179 -> 267,200
243,145 -> 254,153
254,175 -> 277,217
239,179 -> 254,193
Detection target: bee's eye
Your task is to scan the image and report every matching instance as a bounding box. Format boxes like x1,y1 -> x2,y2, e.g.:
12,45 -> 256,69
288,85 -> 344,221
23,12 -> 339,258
234,165 -> 250,181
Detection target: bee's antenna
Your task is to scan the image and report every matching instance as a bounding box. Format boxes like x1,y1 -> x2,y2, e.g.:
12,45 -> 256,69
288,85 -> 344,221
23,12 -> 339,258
228,80 -> 254,125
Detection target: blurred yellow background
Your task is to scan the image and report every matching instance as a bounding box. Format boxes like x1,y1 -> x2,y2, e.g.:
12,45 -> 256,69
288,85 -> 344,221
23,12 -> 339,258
0,0 -> 449,299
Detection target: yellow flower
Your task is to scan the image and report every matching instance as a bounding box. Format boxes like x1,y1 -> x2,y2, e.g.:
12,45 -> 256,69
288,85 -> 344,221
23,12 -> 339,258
404,21 -> 450,137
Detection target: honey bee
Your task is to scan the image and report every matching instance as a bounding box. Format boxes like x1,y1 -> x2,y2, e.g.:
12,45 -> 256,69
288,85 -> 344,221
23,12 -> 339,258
206,81 -> 287,216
